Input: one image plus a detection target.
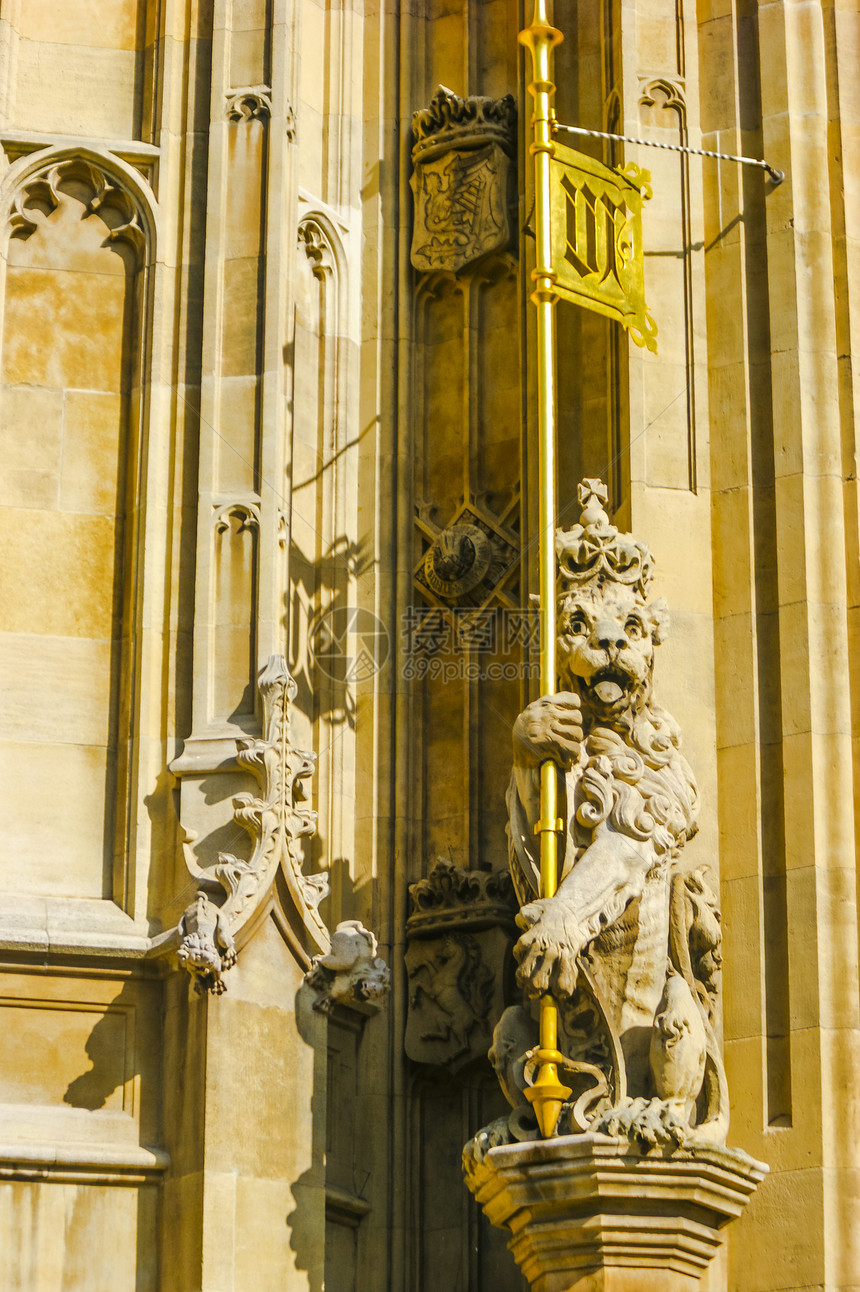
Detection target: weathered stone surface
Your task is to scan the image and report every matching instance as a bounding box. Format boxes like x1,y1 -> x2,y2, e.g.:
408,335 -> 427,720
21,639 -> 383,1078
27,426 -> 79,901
0,1 -> 856,1289
465,1134 -> 767,1291
486,482 -> 728,1153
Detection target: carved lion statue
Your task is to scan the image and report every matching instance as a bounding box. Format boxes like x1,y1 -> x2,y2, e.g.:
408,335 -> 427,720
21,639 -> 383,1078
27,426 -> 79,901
466,480 -> 728,1169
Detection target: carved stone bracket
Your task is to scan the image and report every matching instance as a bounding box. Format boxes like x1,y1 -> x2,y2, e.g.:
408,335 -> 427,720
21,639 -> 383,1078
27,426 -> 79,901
226,87 -> 273,121
226,87 -> 296,138
410,85 -> 516,276
305,921 -> 391,1015
404,858 -> 517,1073
9,157 -> 146,262
213,501 -> 260,533
177,655 -> 329,994
298,217 -> 335,278
464,1135 -> 768,1289
639,76 -> 687,121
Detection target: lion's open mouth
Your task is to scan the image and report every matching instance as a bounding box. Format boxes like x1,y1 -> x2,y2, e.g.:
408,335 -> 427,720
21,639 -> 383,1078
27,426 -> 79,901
587,666 -> 632,706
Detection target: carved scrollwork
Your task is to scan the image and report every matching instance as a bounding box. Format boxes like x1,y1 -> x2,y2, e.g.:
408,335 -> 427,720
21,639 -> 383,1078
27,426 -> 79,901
177,656 -> 330,994
8,157 -> 146,262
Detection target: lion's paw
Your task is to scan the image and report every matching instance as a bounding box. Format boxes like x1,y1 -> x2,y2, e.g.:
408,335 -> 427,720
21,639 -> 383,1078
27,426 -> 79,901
462,1116 -> 514,1182
514,899 -> 583,998
595,1097 -> 691,1150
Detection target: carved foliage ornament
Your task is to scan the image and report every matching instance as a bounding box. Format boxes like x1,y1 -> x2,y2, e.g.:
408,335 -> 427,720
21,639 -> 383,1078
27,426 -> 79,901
405,858 -> 517,1073
9,158 -> 146,263
410,86 -> 516,276
178,656 -> 328,994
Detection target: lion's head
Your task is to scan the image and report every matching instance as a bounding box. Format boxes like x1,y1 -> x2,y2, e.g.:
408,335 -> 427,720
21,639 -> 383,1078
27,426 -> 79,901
554,479 -> 668,733
557,580 -> 668,728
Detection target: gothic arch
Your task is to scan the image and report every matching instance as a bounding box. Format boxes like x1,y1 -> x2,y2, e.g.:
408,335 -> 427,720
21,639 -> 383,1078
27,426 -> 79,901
0,145 -> 157,259
0,147 -> 157,907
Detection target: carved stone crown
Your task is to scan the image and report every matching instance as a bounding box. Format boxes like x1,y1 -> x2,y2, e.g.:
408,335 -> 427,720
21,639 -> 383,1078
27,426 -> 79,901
407,857 -> 517,937
412,85 -> 516,163
556,479 -> 654,598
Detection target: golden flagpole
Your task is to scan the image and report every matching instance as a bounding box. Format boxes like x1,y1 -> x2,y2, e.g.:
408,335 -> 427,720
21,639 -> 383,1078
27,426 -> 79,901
519,0 -> 571,1139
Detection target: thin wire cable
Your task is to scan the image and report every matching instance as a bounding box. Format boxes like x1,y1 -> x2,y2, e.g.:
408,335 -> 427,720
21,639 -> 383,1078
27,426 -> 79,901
552,120 -> 784,185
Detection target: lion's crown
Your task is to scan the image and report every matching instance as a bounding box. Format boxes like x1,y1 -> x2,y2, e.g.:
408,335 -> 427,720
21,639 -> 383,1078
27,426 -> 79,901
556,479 -> 654,597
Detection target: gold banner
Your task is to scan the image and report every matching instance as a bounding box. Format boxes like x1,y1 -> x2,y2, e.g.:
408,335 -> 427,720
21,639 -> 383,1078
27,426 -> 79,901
550,139 -> 658,352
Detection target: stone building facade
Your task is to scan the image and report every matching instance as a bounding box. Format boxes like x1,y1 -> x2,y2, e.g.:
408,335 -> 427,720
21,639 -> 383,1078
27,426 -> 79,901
0,1 -> 857,1289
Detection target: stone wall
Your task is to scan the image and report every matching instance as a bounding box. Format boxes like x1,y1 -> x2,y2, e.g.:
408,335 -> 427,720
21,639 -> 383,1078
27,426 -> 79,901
0,1 -> 857,1290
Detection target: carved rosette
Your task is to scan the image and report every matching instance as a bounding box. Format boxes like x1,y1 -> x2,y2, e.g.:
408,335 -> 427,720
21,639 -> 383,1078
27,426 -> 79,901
410,86 -> 516,276
178,656 -> 329,994
413,496 -> 520,611
404,858 -> 517,1072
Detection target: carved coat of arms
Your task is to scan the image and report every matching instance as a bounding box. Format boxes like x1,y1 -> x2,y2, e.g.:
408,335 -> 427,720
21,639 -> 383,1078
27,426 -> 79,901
404,858 -> 517,1072
410,86 -> 516,276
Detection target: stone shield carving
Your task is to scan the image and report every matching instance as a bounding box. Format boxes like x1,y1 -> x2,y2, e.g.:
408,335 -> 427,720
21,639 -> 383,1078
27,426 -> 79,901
410,86 -> 516,276
405,858 -> 517,1072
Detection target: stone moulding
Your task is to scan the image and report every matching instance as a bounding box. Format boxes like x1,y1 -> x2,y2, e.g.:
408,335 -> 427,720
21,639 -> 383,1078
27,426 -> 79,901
177,655 -> 330,994
0,1142 -> 170,1188
464,1133 -> 768,1290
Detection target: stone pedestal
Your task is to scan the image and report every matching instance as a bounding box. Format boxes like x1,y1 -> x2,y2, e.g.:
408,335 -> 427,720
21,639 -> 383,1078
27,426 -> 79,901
465,1133 -> 767,1291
